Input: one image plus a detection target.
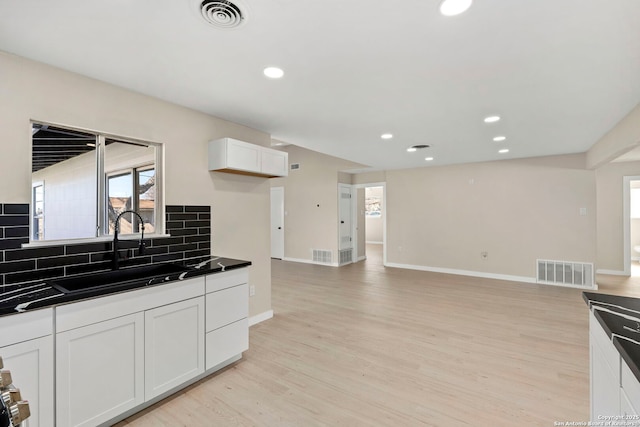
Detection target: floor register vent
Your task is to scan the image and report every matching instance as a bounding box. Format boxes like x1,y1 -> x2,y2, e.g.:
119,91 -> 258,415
536,259 -> 594,289
312,249 -> 332,264
339,248 -> 353,265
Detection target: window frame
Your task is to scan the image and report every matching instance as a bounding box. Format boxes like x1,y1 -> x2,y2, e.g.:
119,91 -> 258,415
106,163 -> 156,235
29,121 -> 165,245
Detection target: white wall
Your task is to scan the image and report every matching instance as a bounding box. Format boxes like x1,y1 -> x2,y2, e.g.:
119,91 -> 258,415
595,161 -> 640,272
270,145 -> 361,263
383,155 -> 596,280
0,51 -> 272,318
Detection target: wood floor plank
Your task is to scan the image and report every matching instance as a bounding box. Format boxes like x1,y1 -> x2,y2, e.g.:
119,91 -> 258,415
116,245 -> 640,426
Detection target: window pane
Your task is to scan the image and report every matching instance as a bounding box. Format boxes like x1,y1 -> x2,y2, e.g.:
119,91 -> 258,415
107,172 -> 133,234
31,124 -> 97,240
137,168 -> 155,233
105,139 -> 155,235
32,183 -> 44,240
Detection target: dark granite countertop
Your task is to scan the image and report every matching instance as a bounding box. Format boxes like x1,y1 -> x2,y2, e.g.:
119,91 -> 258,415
584,292 -> 640,382
0,256 -> 251,317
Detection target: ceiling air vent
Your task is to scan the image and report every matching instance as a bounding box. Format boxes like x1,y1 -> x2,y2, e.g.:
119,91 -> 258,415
198,0 -> 245,29
290,163 -> 300,170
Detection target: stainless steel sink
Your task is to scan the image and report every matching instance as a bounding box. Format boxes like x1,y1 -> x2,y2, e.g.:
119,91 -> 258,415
50,263 -> 189,294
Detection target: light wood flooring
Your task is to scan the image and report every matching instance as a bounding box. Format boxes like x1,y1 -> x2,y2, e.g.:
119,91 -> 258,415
116,246 -> 640,426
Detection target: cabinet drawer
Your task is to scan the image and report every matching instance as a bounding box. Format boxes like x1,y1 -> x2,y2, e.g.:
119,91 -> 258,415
56,276 -> 205,333
0,308 -> 52,347
205,318 -> 248,371
206,283 -> 248,332
206,269 -> 248,293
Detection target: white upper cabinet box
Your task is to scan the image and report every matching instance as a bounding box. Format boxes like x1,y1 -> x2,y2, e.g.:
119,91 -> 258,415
208,138 -> 288,178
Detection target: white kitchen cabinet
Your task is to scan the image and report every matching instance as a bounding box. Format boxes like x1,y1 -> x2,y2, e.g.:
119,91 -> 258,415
144,296 -> 205,400
260,147 -> 288,177
0,267 -> 249,427
205,270 -> 249,370
590,311 -> 621,420
1,336 -> 54,427
621,357 -> 640,416
208,137 -> 288,178
0,308 -> 54,427
56,312 -> 145,427
205,283 -> 248,331
206,318 -> 248,370
622,388 -> 638,417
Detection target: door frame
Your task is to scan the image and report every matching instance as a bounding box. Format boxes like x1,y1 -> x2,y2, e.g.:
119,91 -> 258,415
338,183 -> 353,264
623,176 -> 640,275
353,182 -> 387,266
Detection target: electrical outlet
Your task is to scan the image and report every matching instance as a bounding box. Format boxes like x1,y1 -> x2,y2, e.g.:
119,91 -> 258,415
481,251 -> 488,259
249,285 -> 255,297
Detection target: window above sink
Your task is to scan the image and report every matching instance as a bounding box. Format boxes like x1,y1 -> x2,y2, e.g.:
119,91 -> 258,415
30,122 -> 165,244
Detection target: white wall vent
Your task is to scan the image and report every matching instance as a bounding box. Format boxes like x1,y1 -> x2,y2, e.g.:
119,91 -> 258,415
312,249 -> 332,264
339,248 -> 352,265
536,259 -> 595,289
290,163 -> 300,170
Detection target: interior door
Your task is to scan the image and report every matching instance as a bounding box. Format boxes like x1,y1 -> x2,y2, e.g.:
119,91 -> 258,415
270,187 -> 284,259
338,184 -> 353,264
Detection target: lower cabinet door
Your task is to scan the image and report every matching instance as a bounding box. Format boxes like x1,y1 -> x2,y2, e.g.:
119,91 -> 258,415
206,318 -> 248,370
144,296 -> 205,400
56,312 -> 145,427
1,335 -> 54,427
622,388 -> 638,417
591,338 -> 621,420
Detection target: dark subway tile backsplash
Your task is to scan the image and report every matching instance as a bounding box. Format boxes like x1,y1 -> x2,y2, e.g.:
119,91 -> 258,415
3,204 -> 29,215
0,204 -> 212,290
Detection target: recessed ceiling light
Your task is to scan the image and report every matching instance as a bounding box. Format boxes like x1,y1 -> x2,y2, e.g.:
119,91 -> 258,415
407,147 -> 417,153
493,136 -> 506,142
381,133 -> 393,140
498,148 -> 509,154
425,157 -> 434,161
263,67 -> 284,79
484,115 -> 501,123
439,0 -> 473,16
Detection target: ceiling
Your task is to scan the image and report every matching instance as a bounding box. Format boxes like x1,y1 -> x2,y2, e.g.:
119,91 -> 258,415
1,0 -> 639,172
31,124 -> 96,173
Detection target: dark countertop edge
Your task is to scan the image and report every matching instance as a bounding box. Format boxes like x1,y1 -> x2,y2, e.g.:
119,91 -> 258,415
0,258 -> 251,318
585,291 -> 640,383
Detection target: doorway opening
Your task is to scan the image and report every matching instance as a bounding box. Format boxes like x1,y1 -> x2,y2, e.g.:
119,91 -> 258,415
623,176 -> 640,276
354,182 -> 386,265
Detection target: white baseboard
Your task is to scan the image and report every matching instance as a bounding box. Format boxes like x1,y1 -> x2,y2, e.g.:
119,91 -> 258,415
384,262 -> 536,284
385,262 -> 601,290
357,255 -> 367,262
366,241 -> 383,245
249,310 -> 274,327
283,257 -> 340,267
597,269 -> 628,276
